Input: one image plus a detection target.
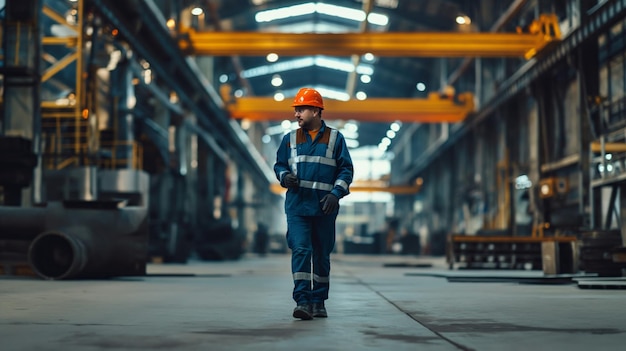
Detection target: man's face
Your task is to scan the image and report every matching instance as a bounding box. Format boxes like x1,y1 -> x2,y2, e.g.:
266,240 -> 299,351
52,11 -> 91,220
294,106 -> 319,129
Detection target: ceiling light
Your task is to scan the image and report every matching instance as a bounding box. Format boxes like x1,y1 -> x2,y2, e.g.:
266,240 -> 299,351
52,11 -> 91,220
363,53 -> 375,61
166,18 -> 176,30
219,74 -> 228,83
266,53 -> 279,62
390,122 -> 401,132
367,13 -> 389,26
274,92 -> 285,101
345,139 -> 360,148
344,122 -> 359,133
386,130 -> 396,139
355,91 -> 367,100
416,82 -> 426,91
271,75 -> 283,87
240,119 -> 251,130
281,120 -> 292,129
191,7 -> 204,16
360,75 -> 371,83
341,129 -> 359,139
456,15 -> 471,25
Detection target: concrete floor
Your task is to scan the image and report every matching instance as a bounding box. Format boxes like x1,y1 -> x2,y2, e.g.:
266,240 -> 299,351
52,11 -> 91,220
1,254 -> 625,351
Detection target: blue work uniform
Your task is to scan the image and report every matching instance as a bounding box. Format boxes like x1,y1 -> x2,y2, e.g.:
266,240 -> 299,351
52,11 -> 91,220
274,121 -> 353,306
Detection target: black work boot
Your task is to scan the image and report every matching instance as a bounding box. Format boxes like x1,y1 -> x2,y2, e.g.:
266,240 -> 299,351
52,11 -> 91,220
312,302 -> 327,318
293,304 -> 313,320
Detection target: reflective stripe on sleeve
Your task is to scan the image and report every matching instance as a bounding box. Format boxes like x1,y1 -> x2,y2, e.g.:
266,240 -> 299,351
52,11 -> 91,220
334,179 -> 349,191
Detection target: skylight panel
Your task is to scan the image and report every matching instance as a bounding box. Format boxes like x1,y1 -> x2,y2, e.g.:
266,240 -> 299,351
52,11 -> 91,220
255,2 -> 388,26
241,56 -> 374,78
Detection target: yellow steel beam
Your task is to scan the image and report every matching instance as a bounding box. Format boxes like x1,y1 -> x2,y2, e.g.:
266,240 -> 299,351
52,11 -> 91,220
42,52 -> 78,82
43,36 -> 78,46
181,30 -> 553,58
591,141 -> 626,153
42,6 -> 77,30
226,92 -> 474,123
179,14 -> 560,59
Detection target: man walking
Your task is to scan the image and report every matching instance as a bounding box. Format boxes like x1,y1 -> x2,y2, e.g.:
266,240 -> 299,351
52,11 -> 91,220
274,87 -> 354,320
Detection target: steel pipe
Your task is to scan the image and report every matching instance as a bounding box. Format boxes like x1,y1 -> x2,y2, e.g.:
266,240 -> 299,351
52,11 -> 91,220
0,201 -> 148,280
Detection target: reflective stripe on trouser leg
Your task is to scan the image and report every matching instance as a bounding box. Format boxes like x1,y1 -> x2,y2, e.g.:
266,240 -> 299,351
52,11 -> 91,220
287,214 -> 313,305
311,213 -> 337,303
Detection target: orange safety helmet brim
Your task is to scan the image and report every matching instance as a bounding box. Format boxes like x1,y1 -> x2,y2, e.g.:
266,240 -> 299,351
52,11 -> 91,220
291,88 -> 324,109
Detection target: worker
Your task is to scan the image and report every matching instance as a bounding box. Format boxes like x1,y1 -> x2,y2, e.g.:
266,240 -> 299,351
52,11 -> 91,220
274,87 -> 354,320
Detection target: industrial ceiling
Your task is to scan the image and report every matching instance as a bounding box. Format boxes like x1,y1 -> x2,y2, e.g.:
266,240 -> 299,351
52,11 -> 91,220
171,0 -> 537,151
36,0 -> 550,162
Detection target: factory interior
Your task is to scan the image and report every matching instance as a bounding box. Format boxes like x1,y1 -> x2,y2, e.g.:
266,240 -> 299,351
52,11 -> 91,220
1,0 -> 626,350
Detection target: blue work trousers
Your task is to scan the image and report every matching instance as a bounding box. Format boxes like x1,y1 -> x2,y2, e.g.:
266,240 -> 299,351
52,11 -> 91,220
286,213 -> 337,305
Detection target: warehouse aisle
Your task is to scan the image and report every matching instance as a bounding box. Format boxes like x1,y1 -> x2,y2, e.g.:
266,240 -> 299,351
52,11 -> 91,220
1,254 -> 624,351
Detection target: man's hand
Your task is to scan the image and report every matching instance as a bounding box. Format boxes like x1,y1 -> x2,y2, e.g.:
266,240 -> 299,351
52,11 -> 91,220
282,173 -> 299,188
320,194 -> 339,214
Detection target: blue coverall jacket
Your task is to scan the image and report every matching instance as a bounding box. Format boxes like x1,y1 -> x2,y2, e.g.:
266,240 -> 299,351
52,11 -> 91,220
274,121 -> 354,215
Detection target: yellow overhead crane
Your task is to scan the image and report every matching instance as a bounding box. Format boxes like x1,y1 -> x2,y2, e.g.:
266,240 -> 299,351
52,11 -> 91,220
179,14 -> 560,59
223,91 -> 475,123
180,14 -> 559,124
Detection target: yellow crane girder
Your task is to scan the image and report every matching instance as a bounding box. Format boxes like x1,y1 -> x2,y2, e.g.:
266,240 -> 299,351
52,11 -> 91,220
225,92 -> 474,123
178,15 -> 560,59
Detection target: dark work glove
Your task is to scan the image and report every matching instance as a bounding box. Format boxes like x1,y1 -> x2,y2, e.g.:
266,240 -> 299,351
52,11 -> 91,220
320,194 -> 339,214
282,173 -> 299,188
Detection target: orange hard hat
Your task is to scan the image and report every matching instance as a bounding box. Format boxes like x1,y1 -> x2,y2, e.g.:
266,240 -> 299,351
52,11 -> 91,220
291,88 -> 324,109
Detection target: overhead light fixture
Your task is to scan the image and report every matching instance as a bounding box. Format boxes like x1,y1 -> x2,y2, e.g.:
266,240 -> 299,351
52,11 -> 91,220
456,15 -> 471,25
416,82 -> 426,91
191,7 -> 204,16
274,92 -> 285,101
355,91 -> 367,100
166,18 -> 176,30
345,139 -> 360,148
266,53 -> 279,62
271,74 -> 283,87
360,75 -> 371,84
367,13 -> 388,26
281,120 -> 292,129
